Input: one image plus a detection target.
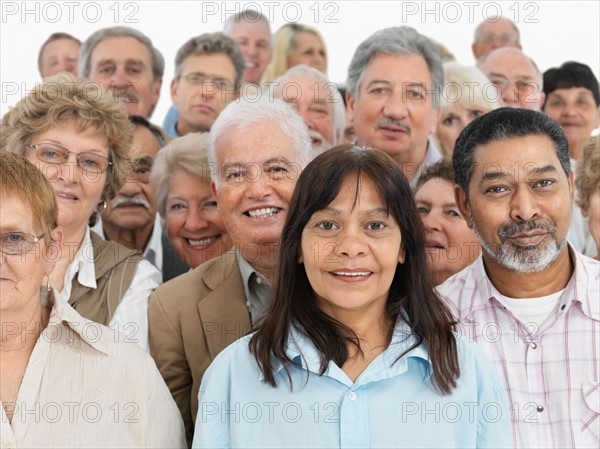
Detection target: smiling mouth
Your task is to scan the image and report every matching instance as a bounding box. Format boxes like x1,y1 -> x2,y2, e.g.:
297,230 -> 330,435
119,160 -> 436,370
245,207 -> 281,218
57,192 -> 78,200
186,236 -> 219,248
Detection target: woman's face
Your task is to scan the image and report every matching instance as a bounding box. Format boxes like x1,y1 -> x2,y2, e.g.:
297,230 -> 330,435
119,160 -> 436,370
165,169 -> 233,268
26,120 -> 109,237
287,32 -> 326,73
0,195 -> 59,313
582,181 -> 600,256
299,175 -> 404,321
436,103 -> 487,156
415,178 -> 481,285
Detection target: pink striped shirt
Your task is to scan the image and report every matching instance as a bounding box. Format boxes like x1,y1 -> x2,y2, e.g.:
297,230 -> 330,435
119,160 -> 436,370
437,246 -> 599,448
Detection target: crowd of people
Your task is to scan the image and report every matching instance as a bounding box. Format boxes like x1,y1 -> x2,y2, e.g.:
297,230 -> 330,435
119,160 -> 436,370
1,10 -> 599,449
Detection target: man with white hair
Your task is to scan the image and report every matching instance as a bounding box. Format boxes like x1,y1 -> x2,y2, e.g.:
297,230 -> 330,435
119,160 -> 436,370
471,16 -> 521,61
272,64 -> 344,154
478,47 -> 545,111
149,96 -> 313,446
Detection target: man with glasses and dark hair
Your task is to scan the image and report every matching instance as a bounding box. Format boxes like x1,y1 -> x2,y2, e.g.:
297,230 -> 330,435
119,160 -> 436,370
471,16 -> 521,61
167,32 -> 245,137
93,116 -> 188,282
478,47 -> 545,111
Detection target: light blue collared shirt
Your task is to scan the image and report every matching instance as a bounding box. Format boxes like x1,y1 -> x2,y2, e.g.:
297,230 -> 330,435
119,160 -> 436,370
193,320 -> 511,448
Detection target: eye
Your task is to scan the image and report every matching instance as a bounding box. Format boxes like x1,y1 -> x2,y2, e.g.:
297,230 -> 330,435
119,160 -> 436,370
3,232 -> 26,243
203,200 -> 218,208
268,165 -> 288,179
366,221 -> 386,231
442,116 -> 458,126
447,210 -> 461,218
470,110 -> 484,119
369,86 -> 388,95
169,203 -> 187,211
486,185 -> 508,194
98,65 -> 115,75
533,179 -> 555,188
417,206 -> 429,214
317,221 -> 338,230
137,167 -> 151,175
407,90 -> 423,99
226,170 -> 244,181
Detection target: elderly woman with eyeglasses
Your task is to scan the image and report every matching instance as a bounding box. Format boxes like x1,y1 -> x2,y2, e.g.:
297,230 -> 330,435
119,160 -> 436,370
0,152 -> 186,447
0,74 -> 161,352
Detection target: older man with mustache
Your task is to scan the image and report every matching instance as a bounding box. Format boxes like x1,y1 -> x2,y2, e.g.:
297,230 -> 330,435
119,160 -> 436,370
94,116 -> 188,282
437,108 -> 600,449
346,26 -> 443,186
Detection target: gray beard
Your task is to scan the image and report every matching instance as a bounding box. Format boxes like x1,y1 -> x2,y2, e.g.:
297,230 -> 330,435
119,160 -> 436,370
470,212 -> 569,273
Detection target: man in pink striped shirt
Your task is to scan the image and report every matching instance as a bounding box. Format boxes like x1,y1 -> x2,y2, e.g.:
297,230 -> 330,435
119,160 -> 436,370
437,107 -> 599,448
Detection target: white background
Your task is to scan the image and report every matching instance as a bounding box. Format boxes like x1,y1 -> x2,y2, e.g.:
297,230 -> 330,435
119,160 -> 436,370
1,0 -> 599,123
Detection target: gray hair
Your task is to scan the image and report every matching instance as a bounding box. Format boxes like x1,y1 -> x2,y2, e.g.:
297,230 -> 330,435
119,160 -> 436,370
208,96 -> 312,184
222,9 -> 272,46
346,26 -> 444,106
150,132 -> 212,217
271,64 -> 345,145
174,32 -> 246,90
473,16 -> 520,44
79,26 -> 165,81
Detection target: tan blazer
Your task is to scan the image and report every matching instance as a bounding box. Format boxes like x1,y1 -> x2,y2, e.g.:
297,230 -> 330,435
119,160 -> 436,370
148,249 -> 251,447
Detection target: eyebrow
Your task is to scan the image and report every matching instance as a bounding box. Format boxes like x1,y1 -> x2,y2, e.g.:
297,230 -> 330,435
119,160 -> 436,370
416,199 -> 457,209
135,156 -> 154,166
321,207 -> 389,216
480,164 -> 558,185
38,139 -> 108,156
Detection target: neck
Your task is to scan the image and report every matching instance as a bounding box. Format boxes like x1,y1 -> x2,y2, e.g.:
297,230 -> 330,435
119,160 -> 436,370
50,225 -> 86,291
0,299 -> 50,353
391,144 -> 428,184
175,120 -> 208,137
240,242 -> 279,285
482,245 -> 574,298
103,222 -> 153,251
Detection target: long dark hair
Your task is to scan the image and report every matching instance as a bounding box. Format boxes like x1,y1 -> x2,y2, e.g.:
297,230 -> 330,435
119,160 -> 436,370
250,145 -> 459,394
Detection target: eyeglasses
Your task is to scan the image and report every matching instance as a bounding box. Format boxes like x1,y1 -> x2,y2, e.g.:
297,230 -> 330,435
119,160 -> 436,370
489,76 -> 538,94
478,34 -> 519,45
0,232 -> 45,255
180,73 -> 234,91
28,143 -> 112,174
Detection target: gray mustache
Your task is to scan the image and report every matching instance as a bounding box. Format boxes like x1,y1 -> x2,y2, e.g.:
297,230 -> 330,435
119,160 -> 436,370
112,196 -> 150,209
498,219 -> 556,240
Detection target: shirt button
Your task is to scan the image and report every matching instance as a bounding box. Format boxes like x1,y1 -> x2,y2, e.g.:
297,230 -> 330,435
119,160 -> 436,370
256,277 -> 262,284
348,392 -> 357,401
537,405 -> 544,412
530,342 -> 537,349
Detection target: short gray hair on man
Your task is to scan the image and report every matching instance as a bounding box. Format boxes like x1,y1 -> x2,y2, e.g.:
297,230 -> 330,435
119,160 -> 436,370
472,16 -> 520,44
208,96 -> 312,185
150,132 -> 212,218
271,64 -> 345,145
174,32 -> 246,90
222,9 -> 272,46
79,26 -> 165,81
346,26 -> 444,107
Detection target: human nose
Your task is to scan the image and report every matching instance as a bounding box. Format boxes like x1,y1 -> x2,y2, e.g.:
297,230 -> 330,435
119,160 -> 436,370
245,171 -> 273,200
183,208 -> 209,232
509,187 -> 540,222
335,226 -> 368,258
383,91 -> 409,120
421,210 -> 442,232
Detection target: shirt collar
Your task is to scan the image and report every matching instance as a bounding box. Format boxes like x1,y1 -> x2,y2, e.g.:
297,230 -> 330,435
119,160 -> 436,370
460,243 -> 599,321
46,292 -> 109,354
410,137 -> 443,188
262,319 -> 433,383
72,227 -> 97,289
143,214 -> 163,269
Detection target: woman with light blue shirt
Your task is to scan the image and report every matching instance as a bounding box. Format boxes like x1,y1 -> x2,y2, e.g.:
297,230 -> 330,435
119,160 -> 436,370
193,145 -> 511,448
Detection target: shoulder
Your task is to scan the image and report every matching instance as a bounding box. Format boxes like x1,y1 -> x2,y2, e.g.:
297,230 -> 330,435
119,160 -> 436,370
200,334 -> 257,389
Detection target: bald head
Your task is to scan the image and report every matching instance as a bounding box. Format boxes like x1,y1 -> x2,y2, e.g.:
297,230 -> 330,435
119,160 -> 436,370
478,47 -> 544,111
472,16 -> 521,61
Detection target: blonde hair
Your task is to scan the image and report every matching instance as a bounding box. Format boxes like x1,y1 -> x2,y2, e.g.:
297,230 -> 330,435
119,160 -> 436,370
150,132 -> 212,217
0,73 -> 133,203
576,135 -> 600,209
0,152 -> 58,242
261,23 -> 327,84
